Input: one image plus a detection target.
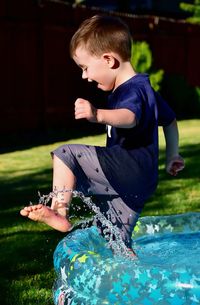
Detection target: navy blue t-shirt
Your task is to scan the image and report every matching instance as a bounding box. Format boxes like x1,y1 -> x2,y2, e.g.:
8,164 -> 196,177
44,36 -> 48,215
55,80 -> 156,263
96,74 -> 175,212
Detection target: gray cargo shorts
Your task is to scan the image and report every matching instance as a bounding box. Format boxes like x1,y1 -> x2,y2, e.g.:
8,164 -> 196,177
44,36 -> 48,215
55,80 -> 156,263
52,144 -> 139,247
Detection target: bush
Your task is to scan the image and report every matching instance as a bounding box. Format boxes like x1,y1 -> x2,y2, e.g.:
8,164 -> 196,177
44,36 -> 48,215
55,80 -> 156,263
131,41 -> 164,91
180,0 -> 200,24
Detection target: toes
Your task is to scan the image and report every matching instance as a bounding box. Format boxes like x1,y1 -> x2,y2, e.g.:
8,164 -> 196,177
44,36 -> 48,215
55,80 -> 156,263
20,204 -> 44,216
20,209 -> 29,216
31,204 -> 43,210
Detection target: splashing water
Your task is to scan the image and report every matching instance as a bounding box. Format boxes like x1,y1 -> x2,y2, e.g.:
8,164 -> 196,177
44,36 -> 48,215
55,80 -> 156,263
37,188 -> 134,258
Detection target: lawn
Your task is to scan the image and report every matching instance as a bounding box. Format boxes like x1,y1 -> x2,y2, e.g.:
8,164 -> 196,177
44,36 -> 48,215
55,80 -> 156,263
0,119 -> 200,305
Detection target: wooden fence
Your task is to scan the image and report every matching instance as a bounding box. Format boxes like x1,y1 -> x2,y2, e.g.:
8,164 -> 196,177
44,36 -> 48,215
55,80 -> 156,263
0,0 -> 200,145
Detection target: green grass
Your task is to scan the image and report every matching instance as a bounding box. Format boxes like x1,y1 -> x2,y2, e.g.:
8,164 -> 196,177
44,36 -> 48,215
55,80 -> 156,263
0,119 -> 200,305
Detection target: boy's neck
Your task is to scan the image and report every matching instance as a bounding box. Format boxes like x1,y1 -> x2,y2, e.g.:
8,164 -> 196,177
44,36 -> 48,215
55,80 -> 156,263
114,62 -> 137,91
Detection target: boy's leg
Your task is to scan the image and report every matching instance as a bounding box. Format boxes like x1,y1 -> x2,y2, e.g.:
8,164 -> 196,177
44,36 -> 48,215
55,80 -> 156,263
20,155 -> 75,231
52,144 -> 140,249
94,195 -> 140,250
51,155 -> 76,217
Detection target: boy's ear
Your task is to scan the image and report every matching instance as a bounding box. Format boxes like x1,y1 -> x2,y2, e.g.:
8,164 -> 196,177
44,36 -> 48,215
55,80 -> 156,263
102,53 -> 119,69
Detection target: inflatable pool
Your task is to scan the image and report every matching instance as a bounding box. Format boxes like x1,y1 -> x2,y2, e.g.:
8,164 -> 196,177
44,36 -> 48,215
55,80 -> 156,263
53,212 -> 200,305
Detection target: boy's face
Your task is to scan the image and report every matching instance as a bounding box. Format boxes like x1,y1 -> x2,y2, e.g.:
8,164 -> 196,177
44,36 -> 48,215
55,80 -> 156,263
73,46 -> 116,91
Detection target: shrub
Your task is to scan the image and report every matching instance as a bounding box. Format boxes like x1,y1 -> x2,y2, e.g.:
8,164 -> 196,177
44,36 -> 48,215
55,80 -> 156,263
131,41 -> 164,91
180,0 -> 200,24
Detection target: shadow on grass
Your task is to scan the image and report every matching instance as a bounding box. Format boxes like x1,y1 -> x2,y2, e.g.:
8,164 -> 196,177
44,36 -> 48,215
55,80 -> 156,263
0,219 -> 63,304
0,168 -> 52,210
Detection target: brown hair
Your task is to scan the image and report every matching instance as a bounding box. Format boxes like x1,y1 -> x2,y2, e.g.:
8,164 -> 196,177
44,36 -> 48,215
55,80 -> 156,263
70,15 -> 132,61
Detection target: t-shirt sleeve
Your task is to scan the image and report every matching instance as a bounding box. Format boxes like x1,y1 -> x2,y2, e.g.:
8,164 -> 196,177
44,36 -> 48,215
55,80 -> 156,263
117,90 -> 142,122
155,92 -> 176,126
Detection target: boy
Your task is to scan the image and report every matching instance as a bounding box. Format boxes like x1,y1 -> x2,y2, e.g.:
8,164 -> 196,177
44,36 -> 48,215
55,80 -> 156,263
20,15 -> 184,254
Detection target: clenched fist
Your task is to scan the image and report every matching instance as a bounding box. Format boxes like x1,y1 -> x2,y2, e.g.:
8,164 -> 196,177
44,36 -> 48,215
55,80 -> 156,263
74,98 -> 98,122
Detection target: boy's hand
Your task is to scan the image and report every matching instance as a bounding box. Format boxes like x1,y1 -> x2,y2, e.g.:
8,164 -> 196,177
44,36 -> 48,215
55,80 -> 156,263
166,155 -> 185,176
75,98 -> 97,122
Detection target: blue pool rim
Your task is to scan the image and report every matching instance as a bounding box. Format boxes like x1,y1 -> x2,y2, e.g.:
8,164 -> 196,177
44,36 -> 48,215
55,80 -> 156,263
53,212 -> 200,305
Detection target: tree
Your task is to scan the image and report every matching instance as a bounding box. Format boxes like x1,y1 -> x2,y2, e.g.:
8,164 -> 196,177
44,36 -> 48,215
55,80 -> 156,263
131,41 -> 164,91
180,0 -> 200,23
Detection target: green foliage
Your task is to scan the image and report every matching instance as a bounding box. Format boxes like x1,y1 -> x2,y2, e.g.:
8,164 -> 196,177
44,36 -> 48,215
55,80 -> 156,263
131,41 -> 164,91
180,0 -> 200,23
149,70 -> 165,92
131,41 -> 152,72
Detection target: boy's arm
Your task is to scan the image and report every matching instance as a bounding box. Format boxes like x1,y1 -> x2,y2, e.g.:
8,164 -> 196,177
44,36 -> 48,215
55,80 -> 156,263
163,119 -> 185,176
96,108 -> 136,128
74,98 -> 136,128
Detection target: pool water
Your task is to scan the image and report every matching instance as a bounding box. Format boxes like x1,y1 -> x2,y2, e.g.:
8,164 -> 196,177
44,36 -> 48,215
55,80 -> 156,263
136,232 -> 200,268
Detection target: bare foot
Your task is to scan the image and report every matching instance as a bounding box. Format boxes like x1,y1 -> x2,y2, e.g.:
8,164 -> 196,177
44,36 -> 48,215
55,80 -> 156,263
20,204 -> 72,232
20,204 -> 51,221
51,201 -> 69,217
